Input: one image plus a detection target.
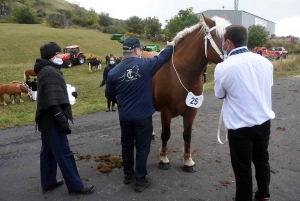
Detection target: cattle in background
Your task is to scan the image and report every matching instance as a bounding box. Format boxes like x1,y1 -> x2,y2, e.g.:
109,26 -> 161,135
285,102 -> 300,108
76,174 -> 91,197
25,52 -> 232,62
88,58 -> 102,72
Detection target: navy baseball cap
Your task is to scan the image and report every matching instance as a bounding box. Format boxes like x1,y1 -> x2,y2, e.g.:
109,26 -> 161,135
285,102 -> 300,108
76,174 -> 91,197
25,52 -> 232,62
122,38 -> 140,50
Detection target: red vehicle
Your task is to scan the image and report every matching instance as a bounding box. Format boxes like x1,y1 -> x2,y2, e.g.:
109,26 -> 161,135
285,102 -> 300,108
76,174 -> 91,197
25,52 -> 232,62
61,45 -> 86,68
268,47 -> 288,59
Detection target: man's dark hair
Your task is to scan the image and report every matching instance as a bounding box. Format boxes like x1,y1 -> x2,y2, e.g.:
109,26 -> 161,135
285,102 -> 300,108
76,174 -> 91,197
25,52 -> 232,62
224,25 -> 248,48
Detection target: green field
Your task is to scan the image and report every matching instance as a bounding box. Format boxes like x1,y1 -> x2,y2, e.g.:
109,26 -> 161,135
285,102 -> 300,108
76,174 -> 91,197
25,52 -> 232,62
0,23 -> 299,129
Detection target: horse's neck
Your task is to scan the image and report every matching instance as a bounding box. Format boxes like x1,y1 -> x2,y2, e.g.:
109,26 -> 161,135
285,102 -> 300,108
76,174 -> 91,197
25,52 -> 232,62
19,85 -> 28,93
174,30 -> 208,75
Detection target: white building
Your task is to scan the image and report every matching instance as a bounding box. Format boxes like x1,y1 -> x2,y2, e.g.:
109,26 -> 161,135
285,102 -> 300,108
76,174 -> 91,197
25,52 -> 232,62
197,10 -> 275,35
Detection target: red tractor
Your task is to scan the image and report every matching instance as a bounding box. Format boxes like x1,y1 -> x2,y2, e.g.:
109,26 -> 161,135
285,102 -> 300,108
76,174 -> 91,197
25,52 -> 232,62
61,45 -> 86,68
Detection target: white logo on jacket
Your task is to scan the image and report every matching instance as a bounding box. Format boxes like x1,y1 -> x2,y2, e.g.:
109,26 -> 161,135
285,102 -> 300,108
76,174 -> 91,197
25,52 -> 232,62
118,65 -> 142,82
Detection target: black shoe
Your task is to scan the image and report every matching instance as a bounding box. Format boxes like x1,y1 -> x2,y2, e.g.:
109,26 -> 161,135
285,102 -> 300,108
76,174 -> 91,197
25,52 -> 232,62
124,175 -> 134,184
69,185 -> 94,195
134,178 -> 152,192
43,179 -> 64,193
105,107 -> 110,112
112,106 -> 116,112
254,191 -> 270,201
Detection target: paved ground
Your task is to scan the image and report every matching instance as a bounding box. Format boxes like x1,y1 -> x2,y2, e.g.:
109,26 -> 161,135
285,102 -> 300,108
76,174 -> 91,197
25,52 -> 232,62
0,76 -> 299,201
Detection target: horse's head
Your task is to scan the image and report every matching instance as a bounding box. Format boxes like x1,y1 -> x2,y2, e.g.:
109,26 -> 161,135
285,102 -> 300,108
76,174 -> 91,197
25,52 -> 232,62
202,14 -> 232,64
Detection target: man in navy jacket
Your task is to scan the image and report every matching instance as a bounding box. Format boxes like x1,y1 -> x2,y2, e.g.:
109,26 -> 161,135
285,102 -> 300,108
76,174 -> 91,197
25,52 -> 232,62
105,38 -> 174,192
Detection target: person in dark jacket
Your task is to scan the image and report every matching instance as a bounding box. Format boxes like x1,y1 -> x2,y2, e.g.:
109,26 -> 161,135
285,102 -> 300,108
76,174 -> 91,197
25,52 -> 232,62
30,78 -> 38,101
105,38 -> 175,192
34,42 -> 94,195
100,56 -> 117,112
105,55 -> 110,65
25,77 -> 31,87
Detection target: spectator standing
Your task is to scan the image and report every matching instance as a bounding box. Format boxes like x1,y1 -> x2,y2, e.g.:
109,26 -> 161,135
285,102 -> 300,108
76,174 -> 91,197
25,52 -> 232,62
105,55 -> 109,65
30,78 -> 38,101
34,42 -> 94,195
25,77 -> 31,87
105,38 -> 174,192
116,57 -> 121,65
100,56 -> 117,112
214,25 -> 275,201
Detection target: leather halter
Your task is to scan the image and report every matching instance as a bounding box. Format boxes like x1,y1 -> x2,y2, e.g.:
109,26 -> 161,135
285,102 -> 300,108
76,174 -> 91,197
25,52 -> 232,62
204,25 -> 226,61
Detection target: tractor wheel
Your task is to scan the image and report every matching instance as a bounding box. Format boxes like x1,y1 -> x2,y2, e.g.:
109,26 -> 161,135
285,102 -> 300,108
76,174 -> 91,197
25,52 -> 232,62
65,60 -> 73,68
77,54 -> 85,65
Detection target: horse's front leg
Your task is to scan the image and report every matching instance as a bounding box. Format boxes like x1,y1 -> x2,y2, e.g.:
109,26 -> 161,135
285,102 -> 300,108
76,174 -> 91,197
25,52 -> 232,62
182,109 -> 197,173
159,111 -> 172,170
11,94 -> 18,104
18,94 -> 24,103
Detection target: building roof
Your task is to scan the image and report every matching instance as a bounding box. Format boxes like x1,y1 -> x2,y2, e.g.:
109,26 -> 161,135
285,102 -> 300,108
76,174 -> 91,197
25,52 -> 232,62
199,9 -> 275,23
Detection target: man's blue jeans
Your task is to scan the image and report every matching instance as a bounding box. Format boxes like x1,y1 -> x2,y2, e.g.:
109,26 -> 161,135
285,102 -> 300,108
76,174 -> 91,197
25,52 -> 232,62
120,116 -> 152,184
228,120 -> 271,201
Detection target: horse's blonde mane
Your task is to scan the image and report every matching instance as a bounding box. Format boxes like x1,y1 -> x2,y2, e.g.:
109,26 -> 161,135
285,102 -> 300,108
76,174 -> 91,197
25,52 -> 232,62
173,16 -> 232,45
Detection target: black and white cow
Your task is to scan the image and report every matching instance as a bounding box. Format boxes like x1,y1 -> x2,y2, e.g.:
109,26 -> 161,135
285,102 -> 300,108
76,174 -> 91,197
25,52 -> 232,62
88,58 -> 102,72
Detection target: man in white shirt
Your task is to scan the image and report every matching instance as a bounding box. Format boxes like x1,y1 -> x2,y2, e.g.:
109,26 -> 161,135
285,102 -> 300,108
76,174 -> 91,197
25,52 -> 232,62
214,25 -> 275,201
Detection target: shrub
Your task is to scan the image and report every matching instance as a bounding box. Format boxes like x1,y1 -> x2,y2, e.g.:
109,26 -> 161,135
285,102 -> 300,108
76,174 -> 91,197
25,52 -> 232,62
12,5 -> 37,24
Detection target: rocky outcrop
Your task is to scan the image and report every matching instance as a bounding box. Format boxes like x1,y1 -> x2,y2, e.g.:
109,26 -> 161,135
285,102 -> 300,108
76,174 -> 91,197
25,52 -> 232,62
0,4 -> 13,19
47,13 -> 69,29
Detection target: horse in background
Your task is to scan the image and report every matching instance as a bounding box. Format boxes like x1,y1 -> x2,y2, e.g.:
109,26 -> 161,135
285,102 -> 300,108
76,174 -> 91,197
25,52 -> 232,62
143,15 -> 231,172
0,82 -> 33,105
24,69 -> 37,81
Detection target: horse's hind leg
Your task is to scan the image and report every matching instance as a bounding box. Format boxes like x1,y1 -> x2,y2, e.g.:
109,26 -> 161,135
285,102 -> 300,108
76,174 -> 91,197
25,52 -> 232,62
1,94 -> 7,105
159,111 -> 172,170
182,111 -> 197,173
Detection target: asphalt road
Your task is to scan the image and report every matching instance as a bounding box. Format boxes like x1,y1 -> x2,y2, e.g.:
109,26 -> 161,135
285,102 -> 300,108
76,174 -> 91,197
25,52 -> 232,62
0,76 -> 299,201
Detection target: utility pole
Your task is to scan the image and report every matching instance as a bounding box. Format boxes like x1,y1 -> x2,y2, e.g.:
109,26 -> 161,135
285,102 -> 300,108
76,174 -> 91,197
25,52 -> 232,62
234,0 -> 239,10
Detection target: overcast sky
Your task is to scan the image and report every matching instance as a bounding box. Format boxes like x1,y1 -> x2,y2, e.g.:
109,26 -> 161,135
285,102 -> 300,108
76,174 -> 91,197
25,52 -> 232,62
66,0 -> 300,37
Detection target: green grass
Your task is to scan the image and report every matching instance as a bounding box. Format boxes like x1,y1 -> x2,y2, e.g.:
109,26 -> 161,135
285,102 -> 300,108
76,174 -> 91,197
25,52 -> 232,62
0,23 -> 300,129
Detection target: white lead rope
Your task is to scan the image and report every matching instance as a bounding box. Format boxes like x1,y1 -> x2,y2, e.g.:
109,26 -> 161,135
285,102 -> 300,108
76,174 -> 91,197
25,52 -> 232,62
217,100 -> 228,144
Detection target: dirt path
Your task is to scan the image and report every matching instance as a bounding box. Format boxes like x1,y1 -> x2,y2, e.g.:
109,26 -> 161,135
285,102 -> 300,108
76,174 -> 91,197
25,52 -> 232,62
0,76 -> 299,201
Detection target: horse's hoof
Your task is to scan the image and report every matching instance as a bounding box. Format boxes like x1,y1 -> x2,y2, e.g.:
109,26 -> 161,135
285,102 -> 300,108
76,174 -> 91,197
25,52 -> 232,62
158,162 -> 170,170
183,165 -> 197,173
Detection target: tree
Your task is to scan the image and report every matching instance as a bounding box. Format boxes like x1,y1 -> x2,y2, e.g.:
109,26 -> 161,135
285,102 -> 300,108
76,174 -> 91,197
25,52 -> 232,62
99,12 -> 112,27
12,5 -> 37,24
247,25 -> 270,49
86,8 -> 99,26
125,16 -> 144,35
164,7 -> 199,40
143,17 -> 161,38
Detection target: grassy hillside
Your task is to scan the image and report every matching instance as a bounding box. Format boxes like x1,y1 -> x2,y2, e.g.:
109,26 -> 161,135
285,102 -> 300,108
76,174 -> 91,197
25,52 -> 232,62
0,23 -> 164,128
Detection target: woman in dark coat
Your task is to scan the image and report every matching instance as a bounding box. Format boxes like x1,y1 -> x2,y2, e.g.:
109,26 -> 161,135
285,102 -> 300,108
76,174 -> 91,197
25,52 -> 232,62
100,56 -> 117,112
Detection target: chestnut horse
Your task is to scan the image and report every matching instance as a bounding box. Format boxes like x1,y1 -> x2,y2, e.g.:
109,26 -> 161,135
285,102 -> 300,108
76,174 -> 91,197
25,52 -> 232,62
24,69 -> 37,81
0,82 -> 33,105
144,15 -> 231,172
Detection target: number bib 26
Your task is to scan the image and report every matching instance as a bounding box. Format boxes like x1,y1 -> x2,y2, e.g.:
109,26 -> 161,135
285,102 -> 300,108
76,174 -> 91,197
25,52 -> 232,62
185,92 -> 204,108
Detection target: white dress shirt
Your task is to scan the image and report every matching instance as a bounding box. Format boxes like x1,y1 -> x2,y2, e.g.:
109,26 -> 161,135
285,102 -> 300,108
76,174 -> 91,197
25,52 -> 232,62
214,47 -> 275,129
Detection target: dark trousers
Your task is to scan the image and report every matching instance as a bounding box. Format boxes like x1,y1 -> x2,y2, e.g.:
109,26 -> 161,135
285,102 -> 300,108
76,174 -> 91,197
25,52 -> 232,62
228,120 -> 271,201
107,98 -> 116,108
40,127 -> 83,191
120,116 -> 152,184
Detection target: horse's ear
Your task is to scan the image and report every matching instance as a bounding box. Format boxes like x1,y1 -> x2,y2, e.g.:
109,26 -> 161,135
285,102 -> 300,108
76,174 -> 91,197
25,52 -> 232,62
202,14 -> 215,28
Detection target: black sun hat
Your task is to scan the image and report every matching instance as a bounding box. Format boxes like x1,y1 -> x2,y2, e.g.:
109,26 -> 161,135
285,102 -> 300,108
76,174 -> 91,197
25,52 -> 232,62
40,42 -> 62,59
